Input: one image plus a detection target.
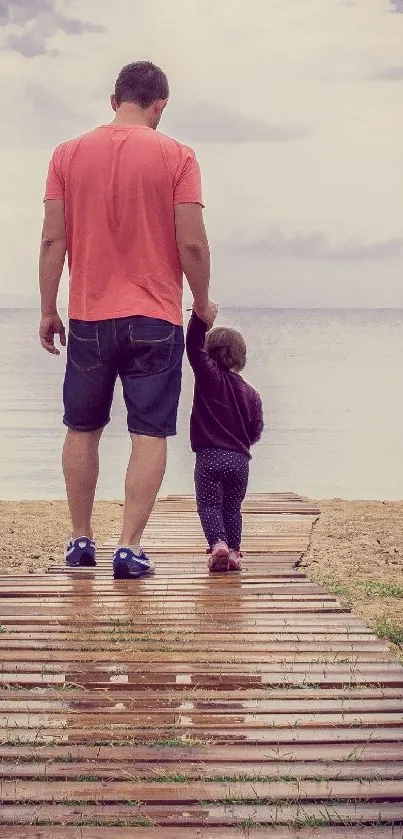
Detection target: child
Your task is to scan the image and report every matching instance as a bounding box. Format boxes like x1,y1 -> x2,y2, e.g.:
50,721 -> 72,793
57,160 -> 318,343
186,313 -> 264,572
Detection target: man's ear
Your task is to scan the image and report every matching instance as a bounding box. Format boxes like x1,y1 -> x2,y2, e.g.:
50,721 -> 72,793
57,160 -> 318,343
110,94 -> 117,112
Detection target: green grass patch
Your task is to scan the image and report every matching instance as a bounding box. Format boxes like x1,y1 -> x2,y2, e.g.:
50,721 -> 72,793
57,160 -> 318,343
143,737 -> 192,748
152,771 -> 188,783
57,752 -> 75,763
360,580 -> 403,599
375,617 -> 403,648
76,775 -> 100,782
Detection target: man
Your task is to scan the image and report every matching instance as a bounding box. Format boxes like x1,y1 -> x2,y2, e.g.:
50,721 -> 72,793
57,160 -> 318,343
39,61 -> 217,579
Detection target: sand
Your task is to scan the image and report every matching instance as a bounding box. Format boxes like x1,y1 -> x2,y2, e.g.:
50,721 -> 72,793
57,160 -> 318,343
0,500 -> 123,575
1,497 -> 402,656
304,500 -> 403,658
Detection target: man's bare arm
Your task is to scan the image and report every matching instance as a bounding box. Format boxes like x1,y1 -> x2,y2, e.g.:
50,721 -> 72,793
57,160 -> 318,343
174,203 -> 217,328
39,199 -> 67,354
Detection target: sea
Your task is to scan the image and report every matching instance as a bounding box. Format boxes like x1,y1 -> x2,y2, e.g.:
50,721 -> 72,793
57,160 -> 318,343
0,307 -> 402,501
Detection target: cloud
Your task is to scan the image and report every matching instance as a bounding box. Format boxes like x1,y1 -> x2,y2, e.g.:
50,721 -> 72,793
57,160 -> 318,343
170,102 -> 307,144
223,229 -> 403,262
390,0 -> 403,11
0,0 -> 105,57
0,0 -> 50,26
372,66 -> 403,80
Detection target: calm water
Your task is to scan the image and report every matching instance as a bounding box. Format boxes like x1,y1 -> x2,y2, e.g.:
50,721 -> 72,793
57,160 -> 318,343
0,308 -> 402,500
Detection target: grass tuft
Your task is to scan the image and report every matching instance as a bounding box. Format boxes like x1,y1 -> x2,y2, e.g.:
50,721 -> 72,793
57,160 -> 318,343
360,580 -> 403,599
375,617 -> 403,648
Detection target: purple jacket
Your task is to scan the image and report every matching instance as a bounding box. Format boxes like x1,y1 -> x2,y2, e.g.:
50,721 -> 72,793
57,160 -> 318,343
186,314 -> 264,458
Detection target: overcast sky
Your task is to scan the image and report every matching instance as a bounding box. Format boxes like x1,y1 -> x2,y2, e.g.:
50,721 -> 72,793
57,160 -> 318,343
0,0 -> 402,307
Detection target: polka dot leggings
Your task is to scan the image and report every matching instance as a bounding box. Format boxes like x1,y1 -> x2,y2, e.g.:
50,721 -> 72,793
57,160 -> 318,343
194,448 -> 250,551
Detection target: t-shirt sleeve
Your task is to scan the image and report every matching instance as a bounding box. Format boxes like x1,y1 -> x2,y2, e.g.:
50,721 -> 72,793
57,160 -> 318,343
44,147 -> 65,201
174,150 -> 203,206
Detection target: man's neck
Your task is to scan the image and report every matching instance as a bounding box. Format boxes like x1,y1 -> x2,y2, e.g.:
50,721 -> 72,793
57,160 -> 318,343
112,103 -> 152,128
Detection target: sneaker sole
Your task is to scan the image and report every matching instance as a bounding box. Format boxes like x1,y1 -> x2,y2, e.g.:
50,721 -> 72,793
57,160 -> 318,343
208,552 -> 230,573
66,556 -> 97,568
228,561 -> 242,572
113,562 -> 154,580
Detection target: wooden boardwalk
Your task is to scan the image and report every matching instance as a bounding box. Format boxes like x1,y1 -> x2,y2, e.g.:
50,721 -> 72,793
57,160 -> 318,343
0,492 -> 402,838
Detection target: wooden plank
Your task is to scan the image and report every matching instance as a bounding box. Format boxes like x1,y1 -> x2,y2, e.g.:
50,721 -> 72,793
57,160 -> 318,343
1,695 -> 403,713
1,741 -> 402,763
2,778 -> 403,803
0,649 -> 396,663
1,725 -> 402,744
1,658 -> 400,672
1,712 -> 402,730
0,802 -> 402,826
2,759 -> 403,781
1,686 -> 401,700
0,829 -> 397,839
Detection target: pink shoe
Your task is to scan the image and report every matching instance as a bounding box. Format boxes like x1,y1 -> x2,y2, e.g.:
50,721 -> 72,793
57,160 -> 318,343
208,541 -> 229,572
228,550 -> 243,572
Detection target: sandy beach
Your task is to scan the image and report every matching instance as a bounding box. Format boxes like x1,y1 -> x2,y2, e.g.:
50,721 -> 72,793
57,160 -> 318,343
1,497 -> 402,657
305,500 -> 403,658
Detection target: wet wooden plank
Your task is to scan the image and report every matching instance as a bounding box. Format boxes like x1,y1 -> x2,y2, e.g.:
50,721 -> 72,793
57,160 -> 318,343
2,759 -> 403,781
1,741 -> 402,763
0,801 -> 402,826
0,643 -> 387,657
1,657 -> 401,673
0,829 -> 397,839
1,725 -> 402,745
1,712 -> 402,731
1,604 -> 366,638
1,694 -> 402,713
2,778 -> 403,803
0,648 -> 396,664
2,674 -> 403,692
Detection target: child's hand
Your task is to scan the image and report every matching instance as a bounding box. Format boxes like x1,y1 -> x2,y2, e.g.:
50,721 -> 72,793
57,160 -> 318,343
194,300 -> 218,330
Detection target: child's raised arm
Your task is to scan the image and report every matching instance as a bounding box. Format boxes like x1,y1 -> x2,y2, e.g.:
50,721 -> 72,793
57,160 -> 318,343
186,313 -> 218,379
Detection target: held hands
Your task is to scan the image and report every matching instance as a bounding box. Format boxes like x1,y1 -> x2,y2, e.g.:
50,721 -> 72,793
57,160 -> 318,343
39,312 -> 66,355
193,299 -> 218,330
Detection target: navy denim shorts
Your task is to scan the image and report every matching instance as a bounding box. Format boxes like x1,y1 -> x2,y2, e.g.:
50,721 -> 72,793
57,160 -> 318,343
63,316 -> 184,437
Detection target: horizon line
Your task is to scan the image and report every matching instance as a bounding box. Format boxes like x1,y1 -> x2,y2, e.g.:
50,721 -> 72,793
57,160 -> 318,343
2,304 -> 403,312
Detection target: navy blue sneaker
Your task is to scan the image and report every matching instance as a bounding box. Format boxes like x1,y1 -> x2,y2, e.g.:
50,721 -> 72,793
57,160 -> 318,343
65,537 -> 96,568
113,547 -> 155,579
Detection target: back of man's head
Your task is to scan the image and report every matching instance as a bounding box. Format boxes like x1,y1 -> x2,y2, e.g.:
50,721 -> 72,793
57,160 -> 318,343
114,61 -> 169,109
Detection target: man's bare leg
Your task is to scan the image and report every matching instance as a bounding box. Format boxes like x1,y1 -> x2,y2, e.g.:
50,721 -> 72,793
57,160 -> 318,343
63,428 -> 103,539
119,434 -> 167,547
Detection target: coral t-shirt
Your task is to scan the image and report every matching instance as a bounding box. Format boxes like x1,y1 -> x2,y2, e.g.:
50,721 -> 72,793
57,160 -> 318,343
44,124 -> 203,325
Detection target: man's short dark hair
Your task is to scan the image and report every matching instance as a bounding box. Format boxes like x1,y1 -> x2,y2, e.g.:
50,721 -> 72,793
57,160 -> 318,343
114,61 -> 169,109
205,327 -> 247,373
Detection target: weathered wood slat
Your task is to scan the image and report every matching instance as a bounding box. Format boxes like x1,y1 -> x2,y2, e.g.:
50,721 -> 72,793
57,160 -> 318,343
0,801 -> 402,826
1,695 -> 402,713
2,759 -> 403,780
0,648 -> 395,662
0,828 -> 396,839
1,725 -> 402,744
2,778 -> 403,802
1,712 -> 402,730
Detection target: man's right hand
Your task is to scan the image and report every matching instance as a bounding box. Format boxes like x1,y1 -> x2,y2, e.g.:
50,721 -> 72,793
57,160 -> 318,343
39,312 -> 66,355
194,299 -> 218,330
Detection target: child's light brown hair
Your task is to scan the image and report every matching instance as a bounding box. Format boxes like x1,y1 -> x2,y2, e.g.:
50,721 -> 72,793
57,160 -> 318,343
205,326 -> 247,372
